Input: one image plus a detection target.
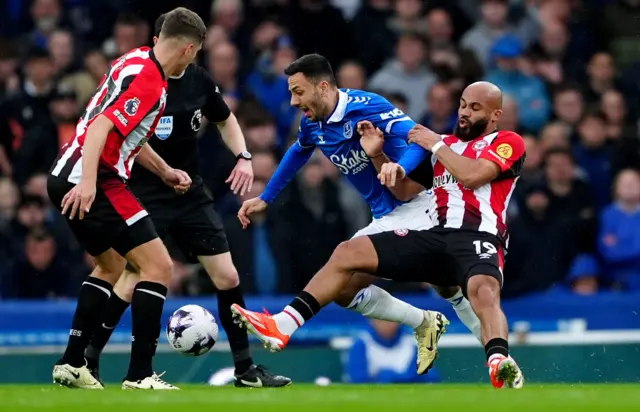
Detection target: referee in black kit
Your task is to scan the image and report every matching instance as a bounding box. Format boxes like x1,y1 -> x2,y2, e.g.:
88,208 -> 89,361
84,14 -> 291,388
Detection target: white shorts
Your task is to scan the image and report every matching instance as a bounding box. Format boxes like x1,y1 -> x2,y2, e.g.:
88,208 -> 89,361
352,191 -> 435,238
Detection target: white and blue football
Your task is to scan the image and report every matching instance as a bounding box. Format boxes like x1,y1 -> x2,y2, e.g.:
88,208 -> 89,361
166,305 -> 219,356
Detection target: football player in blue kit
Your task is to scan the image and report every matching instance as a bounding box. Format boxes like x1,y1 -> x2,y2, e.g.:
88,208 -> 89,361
234,54 -> 482,374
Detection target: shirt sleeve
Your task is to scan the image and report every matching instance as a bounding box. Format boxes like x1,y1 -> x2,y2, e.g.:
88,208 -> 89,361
478,131 -> 526,173
201,70 -> 231,122
102,67 -> 165,137
259,121 -> 315,204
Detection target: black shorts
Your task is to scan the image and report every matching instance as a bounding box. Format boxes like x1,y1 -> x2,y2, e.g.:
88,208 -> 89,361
47,174 -> 158,257
369,228 -> 505,295
139,186 -> 229,264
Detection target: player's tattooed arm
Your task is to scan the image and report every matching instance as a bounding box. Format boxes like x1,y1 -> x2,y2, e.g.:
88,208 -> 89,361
358,121 -> 424,201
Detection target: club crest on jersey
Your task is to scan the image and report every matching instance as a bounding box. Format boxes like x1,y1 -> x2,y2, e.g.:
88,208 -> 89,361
343,120 -> 353,138
155,116 -> 173,140
191,109 -> 202,132
472,140 -> 488,152
394,229 -> 409,237
124,97 -> 140,116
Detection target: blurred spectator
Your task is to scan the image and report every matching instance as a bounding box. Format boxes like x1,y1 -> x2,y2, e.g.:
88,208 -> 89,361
499,94 -> 520,133
552,83 -> 585,134
369,32 -> 436,119
521,134 -> 543,181
0,178 -> 19,231
4,230 -> 72,299
583,52 -> 627,107
566,254 -> 600,295
601,89 -> 636,142
284,0 -> 355,68
102,13 -> 146,60
539,121 -> 572,154
349,0 -> 396,75
388,0 -> 426,37
47,29 -> 76,78
210,0 -> 252,61
25,0 -> 65,51
0,48 -> 56,182
527,21 -> 570,87
346,319 -> 441,384
0,38 -> 20,100
208,41 -> 241,99
598,169 -> 640,291
485,34 -> 550,133
274,155 -> 348,291
337,61 -> 367,90
573,110 -> 613,211
461,0 -> 539,71
504,184 -> 577,298
425,9 -> 483,89
246,37 -> 298,142
223,180 -> 284,294
601,0 -> 640,70
420,83 -> 457,134
543,148 -> 596,253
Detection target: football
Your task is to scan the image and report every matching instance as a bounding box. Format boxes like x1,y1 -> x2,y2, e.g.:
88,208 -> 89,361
166,305 -> 219,356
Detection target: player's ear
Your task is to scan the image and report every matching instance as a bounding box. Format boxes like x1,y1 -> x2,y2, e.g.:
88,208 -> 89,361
492,109 -> 503,124
153,36 -> 158,45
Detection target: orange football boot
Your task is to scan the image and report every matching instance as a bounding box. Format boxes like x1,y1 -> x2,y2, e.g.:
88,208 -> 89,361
230,304 -> 290,352
489,355 -> 524,389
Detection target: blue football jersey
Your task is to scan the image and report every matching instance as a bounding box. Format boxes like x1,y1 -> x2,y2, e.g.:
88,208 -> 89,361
297,89 -> 417,218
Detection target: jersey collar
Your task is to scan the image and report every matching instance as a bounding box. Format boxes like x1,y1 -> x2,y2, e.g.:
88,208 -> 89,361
170,69 -> 186,79
326,89 -> 348,124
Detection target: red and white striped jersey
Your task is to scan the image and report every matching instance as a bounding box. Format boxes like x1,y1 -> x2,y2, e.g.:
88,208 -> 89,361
429,130 -> 525,243
51,47 -> 167,183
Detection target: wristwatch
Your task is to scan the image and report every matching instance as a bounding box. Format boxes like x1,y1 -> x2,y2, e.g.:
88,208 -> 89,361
236,151 -> 252,161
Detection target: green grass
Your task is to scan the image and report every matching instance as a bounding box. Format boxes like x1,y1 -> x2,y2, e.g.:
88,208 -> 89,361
0,384 -> 639,412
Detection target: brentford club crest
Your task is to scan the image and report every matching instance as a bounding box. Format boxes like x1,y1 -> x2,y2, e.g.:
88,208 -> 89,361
394,229 -> 409,237
472,140 -> 488,152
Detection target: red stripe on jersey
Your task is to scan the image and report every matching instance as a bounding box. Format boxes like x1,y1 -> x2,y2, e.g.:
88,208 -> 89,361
490,176 -> 514,241
460,141 -> 482,229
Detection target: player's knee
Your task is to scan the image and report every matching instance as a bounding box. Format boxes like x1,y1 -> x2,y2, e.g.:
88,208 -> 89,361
331,238 -> 374,270
212,268 -> 240,290
139,253 -> 174,285
467,275 -> 500,307
91,264 -> 121,285
114,269 -> 140,301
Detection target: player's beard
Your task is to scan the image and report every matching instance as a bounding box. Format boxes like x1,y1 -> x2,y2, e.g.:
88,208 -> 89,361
453,117 -> 490,141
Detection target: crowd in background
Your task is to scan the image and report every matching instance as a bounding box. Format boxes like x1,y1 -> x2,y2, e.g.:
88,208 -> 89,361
0,0 -> 639,300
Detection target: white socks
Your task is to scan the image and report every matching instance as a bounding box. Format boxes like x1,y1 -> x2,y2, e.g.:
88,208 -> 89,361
273,305 -> 303,336
346,285 -> 424,329
445,289 -> 483,343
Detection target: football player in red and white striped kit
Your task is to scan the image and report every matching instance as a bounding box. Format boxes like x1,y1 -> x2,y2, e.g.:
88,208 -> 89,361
229,82 -> 525,388
47,8 -> 206,390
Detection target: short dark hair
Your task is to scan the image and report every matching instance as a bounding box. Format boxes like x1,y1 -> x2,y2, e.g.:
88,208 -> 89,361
115,13 -> 142,28
284,54 -> 337,86
545,147 -> 574,163
154,13 -> 166,37
161,7 -> 207,44
580,109 -> 607,124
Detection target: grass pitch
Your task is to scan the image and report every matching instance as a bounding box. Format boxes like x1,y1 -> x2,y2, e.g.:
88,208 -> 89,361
0,384 -> 638,412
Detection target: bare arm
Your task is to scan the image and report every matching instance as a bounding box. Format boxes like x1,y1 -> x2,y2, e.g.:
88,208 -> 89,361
216,112 -> 247,156
82,115 -> 114,184
135,143 -> 170,177
432,147 -> 500,190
